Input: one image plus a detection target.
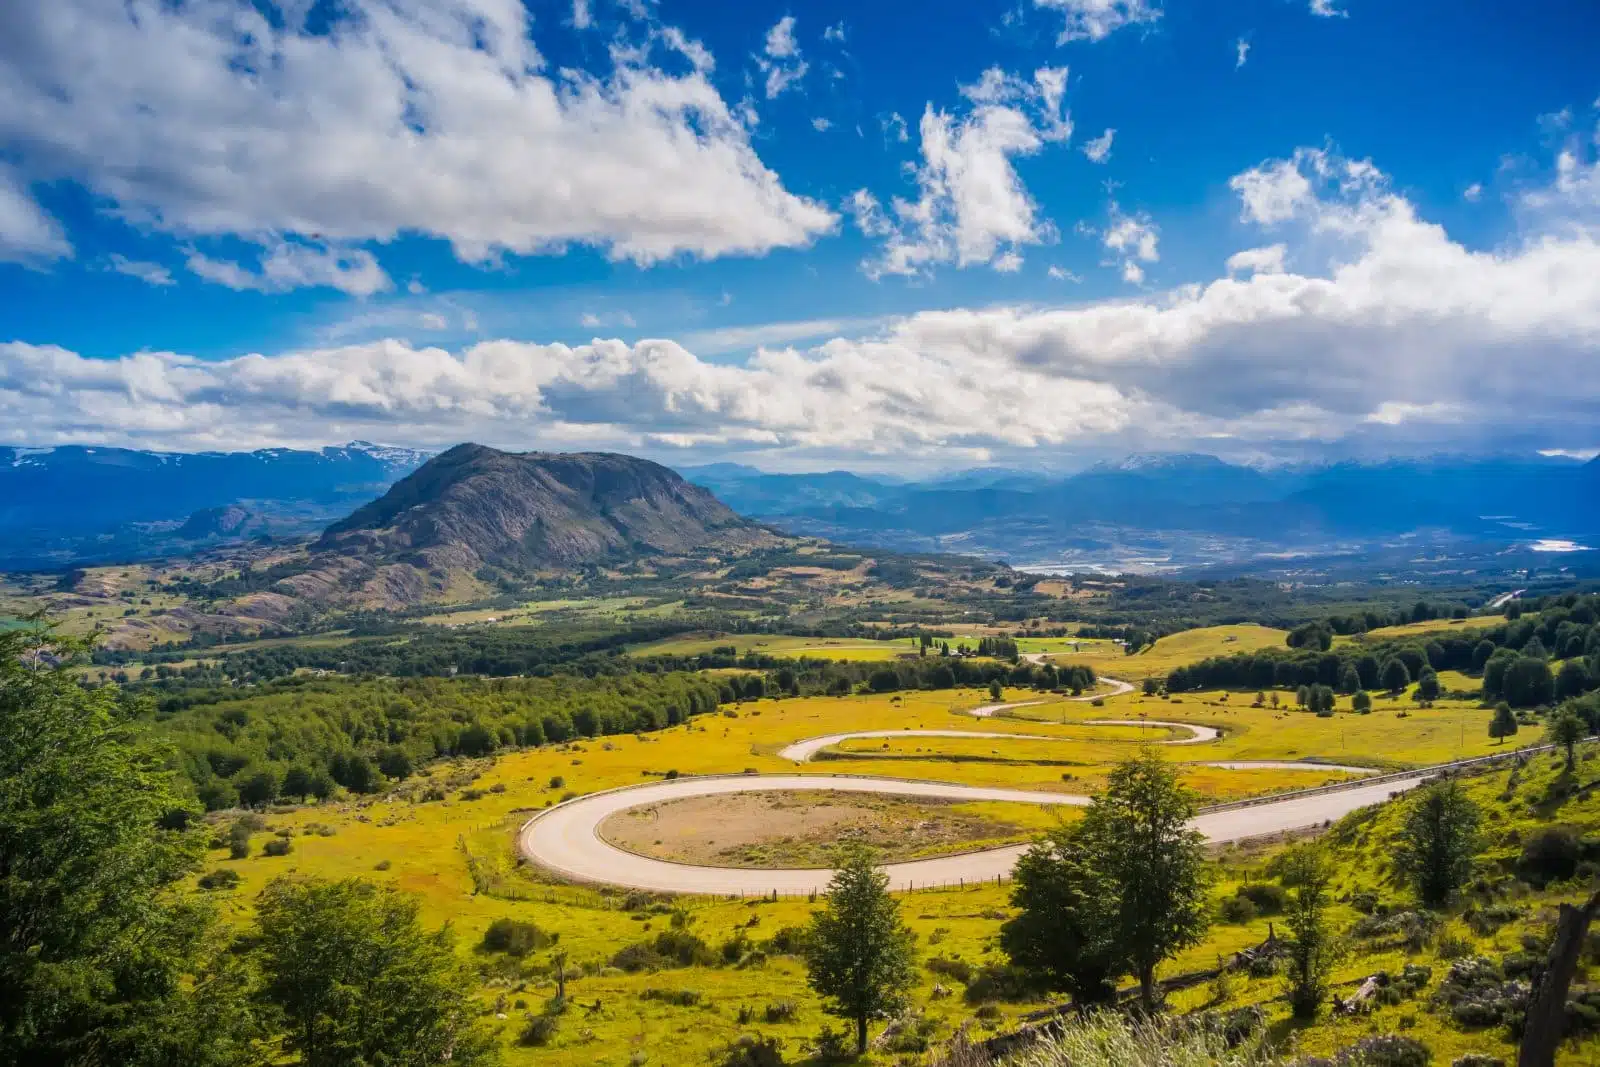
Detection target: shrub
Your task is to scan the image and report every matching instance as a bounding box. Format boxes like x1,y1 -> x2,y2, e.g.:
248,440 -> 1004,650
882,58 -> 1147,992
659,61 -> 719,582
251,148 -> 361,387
1430,957 -> 1528,1032
925,956 -> 974,983
764,926 -> 808,955
1333,1034 -> 1431,1067
227,821 -> 252,860
714,1034 -> 785,1067
962,963 -> 1036,1004
548,775 -> 565,789
611,931 -> 716,972
481,918 -> 553,957
197,868 -> 242,890
640,988 -> 701,1007
1219,894 -> 1258,924
519,1014 -> 559,1047
1238,882 -> 1287,914
262,837 -> 292,857
763,1000 -> 798,1023
808,1026 -> 852,1063
1517,827 -> 1583,888
1450,1056 -> 1504,1067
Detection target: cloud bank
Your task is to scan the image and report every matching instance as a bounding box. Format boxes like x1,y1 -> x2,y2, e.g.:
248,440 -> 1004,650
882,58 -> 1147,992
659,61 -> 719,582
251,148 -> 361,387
6,138 -> 1600,465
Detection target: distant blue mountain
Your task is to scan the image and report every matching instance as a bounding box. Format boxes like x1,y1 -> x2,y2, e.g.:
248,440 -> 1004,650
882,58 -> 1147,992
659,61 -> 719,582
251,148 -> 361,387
686,452 -> 1600,554
0,442 -> 430,565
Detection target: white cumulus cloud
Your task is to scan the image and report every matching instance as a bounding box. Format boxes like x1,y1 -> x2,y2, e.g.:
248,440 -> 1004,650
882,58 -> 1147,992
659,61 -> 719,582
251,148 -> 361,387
758,15 -> 808,99
0,0 -> 836,286
850,67 -> 1072,278
1082,128 -> 1115,163
1033,0 -> 1161,43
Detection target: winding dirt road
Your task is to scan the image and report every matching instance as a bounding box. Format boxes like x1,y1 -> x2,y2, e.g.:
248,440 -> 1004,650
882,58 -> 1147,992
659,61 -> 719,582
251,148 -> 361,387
517,692 -> 1396,894
518,770 -> 1426,895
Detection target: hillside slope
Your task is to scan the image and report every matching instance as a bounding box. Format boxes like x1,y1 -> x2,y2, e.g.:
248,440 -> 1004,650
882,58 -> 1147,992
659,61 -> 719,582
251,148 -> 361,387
309,445 -> 775,599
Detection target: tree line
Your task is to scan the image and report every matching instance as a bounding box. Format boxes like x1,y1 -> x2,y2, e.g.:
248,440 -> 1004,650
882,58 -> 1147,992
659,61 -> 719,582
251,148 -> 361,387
1169,598 -> 1600,708
148,671 -> 725,810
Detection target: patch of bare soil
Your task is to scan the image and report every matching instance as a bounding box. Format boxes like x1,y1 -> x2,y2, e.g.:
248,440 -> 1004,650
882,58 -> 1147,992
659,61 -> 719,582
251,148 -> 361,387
597,790 -> 1031,868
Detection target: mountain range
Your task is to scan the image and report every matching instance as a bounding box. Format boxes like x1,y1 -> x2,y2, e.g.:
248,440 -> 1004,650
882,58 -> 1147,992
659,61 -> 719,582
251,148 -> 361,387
682,453 -> 1600,571
0,441 -> 429,566
2,441 -> 1596,574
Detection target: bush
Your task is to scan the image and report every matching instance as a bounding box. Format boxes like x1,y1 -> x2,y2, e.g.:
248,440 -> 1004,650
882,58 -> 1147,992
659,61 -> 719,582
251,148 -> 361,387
262,837 -> 292,857
1450,1056 -> 1504,1067
925,956 -> 974,983
228,821 -> 252,860
197,868 -> 242,890
715,1034 -> 785,1067
1239,882 -> 1287,914
1219,894 -> 1258,924
763,1000 -> 798,1023
611,931 -> 715,972
962,963 -> 1036,1004
808,1026 -> 852,1063
548,775 -> 565,789
764,926 -> 808,955
1333,1034 -> 1432,1067
640,988 -> 701,1007
519,1014 -> 559,1047
481,918 -> 553,957
1517,827 -> 1583,888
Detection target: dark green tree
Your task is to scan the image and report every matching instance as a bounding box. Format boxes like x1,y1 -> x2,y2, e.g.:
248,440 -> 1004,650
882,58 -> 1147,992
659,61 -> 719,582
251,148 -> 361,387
1503,657 -> 1555,708
1082,750 -> 1210,1010
1381,658 -> 1411,694
280,765 -> 316,802
1396,780 -> 1481,908
254,876 -> 498,1067
1489,702 -> 1519,744
803,847 -> 916,1053
0,628 -> 256,1065
1280,843 -> 1341,1019
1338,665 -> 1362,694
1352,690 -> 1373,714
1549,709 -> 1587,771
1415,669 -> 1441,703
1556,659 -> 1592,701
1001,825 -> 1123,1005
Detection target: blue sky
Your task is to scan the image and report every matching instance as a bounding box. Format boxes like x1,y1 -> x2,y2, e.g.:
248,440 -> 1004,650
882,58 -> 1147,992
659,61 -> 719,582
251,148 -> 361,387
1,0 -> 1598,470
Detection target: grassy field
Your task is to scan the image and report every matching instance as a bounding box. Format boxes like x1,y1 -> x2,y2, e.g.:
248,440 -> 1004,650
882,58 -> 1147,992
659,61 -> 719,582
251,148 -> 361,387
196,684 -> 1600,1062
628,632 -> 924,661
179,666 -> 1579,1066
1071,624 -> 1291,680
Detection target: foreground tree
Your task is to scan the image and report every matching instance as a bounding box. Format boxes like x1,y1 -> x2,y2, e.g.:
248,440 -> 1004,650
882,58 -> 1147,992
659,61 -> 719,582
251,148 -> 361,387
1082,750 -> 1210,1010
1280,844 -> 1341,1019
0,628 -> 253,1065
1002,825 -> 1124,1005
804,847 -> 916,1053
1395,779 -> 1481,908
255,876 -> 498,1067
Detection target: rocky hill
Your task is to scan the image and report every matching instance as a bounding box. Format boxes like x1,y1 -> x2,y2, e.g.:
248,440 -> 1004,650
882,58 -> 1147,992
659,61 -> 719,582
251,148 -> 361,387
291,445 -> 776,607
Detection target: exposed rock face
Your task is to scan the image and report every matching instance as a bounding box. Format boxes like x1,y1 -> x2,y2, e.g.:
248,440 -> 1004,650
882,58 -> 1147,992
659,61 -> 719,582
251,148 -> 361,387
316,443 -> 772,579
